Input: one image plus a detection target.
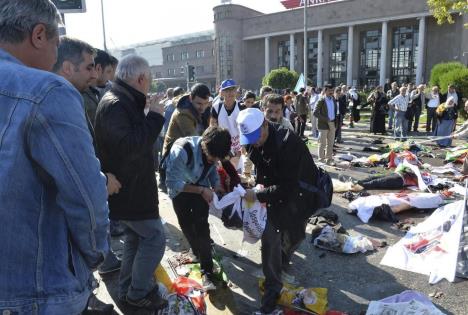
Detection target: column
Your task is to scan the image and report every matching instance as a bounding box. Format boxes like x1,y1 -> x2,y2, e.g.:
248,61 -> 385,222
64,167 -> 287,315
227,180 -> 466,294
265,36 -> 270,75
289,33 -> 295,71
416,16 -> 426,85
379,21 -> 388,87
317,29 -> 323,87
346,25 -> 354,86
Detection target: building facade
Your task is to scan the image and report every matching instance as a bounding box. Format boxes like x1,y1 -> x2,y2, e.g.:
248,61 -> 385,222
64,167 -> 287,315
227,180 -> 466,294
110,31 -> 216,92
214,0 -> 468,90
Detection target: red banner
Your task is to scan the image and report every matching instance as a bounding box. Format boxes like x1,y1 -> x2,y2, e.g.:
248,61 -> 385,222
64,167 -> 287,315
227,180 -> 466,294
281,0 -> 341,9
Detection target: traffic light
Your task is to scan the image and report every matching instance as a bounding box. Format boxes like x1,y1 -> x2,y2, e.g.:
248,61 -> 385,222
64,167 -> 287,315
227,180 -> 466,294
51,0 -> 86,13
188,65 -> 195,82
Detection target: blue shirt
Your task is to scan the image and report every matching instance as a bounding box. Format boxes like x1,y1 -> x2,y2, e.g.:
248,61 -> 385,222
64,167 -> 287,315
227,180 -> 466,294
0,49 -> 109,313
166,136 -> 220,199
325,97 -> 335,121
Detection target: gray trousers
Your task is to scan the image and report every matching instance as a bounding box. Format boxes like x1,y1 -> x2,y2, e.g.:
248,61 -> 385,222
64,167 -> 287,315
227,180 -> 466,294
119,219 -> 166,300
261,217 -> 307,312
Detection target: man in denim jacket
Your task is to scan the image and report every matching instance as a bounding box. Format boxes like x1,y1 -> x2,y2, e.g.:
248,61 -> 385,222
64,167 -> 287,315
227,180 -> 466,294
0,1 -> 109,314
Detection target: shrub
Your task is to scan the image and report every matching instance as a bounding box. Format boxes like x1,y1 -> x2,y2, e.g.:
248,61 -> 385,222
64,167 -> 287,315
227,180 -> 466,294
429,62 -> 465,87
262,67 -> 300,90
438,67 -> 468,120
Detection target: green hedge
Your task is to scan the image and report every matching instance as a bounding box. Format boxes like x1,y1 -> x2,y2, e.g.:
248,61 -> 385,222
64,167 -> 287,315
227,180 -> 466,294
262,67 -> 300,90
429,62 -> 465,87
438,67 -> 468,95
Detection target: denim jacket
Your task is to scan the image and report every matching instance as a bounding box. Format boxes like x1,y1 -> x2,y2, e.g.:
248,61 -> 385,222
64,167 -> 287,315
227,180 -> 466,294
165,137 -> 220,199
0,49 -> 109,314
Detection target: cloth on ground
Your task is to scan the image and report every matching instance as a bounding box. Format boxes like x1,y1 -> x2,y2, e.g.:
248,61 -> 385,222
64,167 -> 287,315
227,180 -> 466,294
349,193 -> 444,223
366,290 -> 445,315
309,210 -> 375,254
381,200 -> 465,284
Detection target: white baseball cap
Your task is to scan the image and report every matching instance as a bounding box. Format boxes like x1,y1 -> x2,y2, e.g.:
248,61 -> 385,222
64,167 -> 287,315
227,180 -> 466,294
236,108 -> 264,145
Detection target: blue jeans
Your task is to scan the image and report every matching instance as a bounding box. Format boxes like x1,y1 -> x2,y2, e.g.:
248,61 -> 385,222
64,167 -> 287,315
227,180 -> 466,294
119,219 -> 166,300
394,110 -> 408,141
388,107 -> 395,129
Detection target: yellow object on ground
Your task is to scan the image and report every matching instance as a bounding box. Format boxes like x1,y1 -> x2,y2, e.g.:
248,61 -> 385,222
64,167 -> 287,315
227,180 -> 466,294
154,264 -> 174,292
259,279 -> 328,315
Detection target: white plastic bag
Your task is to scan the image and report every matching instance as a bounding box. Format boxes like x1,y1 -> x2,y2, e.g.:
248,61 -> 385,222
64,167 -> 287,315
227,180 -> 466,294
242,200 -> 267,244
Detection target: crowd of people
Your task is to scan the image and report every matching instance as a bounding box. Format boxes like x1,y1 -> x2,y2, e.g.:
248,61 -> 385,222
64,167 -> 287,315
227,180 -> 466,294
1,1 -> 468,315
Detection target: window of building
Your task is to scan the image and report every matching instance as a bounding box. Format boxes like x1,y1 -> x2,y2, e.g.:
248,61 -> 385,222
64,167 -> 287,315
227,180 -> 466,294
181,52 -> 189,60
277,40 -> 298,70
307,37 -> 318,85
359,30 -> 381,88
391,26 -> 419,84
195,65 -> 204,75
166,54 -> 175,62
329,33 -> 348,87
196,50 -> 205,58
218,35 -> 234,79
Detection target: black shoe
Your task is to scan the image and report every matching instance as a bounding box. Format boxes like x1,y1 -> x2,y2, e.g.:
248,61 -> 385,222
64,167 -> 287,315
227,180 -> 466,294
83,294 -> 114,315
126,288 -> 168,310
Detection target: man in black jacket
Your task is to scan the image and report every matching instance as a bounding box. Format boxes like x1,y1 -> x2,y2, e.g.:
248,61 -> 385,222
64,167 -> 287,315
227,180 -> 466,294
95,55 -> 167,311
237,108 -> 318,315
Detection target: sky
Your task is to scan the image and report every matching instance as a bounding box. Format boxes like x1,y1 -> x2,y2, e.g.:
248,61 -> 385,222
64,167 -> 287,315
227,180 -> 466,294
65,0 -> 286,50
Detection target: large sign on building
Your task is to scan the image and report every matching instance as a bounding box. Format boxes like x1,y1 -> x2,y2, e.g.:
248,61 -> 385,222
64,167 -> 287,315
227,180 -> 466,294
51,0 -> 86,13
281,0 -> 344,9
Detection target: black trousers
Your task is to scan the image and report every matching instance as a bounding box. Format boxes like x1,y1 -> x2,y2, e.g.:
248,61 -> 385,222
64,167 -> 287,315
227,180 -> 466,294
261,214 -> 307,312
296,114 -> 307,137
426,107 -> 438,132
408,106 -> 422,131
335,114 -> 343,141
172,192 -> 213,274
357,174 -> 404,190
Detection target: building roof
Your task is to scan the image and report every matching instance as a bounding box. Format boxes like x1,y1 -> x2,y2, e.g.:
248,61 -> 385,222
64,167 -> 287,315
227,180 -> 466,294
112,30 -> 215,51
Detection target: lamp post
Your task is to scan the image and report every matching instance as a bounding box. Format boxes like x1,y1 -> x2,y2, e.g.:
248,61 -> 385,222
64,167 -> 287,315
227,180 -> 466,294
303,0 -> 308,87
101,0 -> 107,51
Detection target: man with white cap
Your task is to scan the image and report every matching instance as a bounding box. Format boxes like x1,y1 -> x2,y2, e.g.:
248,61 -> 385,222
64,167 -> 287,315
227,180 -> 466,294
211,79 -> 243,166
237,108 -> 320,315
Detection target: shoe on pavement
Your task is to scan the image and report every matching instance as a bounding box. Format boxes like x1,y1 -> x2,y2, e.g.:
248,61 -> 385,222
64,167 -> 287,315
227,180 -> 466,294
126,288 -> 168,310
202,274 -> 217,291
83,294 -> 114,315
98,251 -> 121,275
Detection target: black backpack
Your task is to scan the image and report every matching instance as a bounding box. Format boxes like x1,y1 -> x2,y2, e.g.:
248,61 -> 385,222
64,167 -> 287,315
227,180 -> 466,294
273,125 -> 333,211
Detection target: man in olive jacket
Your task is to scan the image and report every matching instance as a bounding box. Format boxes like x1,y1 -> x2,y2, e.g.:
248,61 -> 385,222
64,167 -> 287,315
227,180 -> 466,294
158,84 -> 211,191
313,85 -> 337,165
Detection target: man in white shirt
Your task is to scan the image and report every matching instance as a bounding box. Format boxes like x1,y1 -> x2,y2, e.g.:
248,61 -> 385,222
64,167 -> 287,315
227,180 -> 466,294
388,87 -> 409,141
426,86 -> 441,133
211,79 -> 243,165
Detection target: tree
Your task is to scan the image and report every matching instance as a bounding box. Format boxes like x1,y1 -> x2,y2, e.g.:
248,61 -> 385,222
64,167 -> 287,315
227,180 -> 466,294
262,67 -> 299,90
151,80 -> 167,94
427,0 -> 468,27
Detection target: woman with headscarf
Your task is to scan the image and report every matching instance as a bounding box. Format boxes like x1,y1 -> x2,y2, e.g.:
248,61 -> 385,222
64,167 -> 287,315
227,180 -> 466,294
367,86 -> 387,135
434,96 -> 458,147
348,87 -> 361,128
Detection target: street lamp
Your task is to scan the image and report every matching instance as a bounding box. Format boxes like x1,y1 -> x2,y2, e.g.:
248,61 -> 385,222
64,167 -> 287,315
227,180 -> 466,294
101,0 -> 107,51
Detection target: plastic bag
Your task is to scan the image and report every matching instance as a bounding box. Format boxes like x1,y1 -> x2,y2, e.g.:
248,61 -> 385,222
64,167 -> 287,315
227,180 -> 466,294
171,277 -> 207,315
159,293 -> 200,315
242,199 -> 267,244
259,279 -> 328,315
